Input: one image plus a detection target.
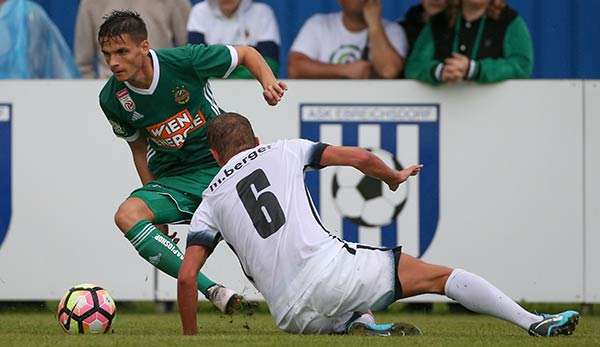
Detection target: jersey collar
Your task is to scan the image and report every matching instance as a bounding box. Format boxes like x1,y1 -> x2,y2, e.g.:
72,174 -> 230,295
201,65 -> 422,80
125,49 -> 160,95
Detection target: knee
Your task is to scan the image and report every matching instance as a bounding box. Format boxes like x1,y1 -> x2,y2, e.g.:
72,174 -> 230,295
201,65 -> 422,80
114,203 -> 133,233
399,261 -> 453,296
114,199 -> 152,232
177,272 -> 196,288
433,268 -> 453,294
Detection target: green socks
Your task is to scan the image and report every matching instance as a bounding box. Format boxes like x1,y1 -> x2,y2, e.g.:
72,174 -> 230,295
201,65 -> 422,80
125,220 -> 217,294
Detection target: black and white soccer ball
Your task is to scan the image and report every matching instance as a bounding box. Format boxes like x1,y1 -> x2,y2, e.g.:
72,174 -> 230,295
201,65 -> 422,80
331,148 -> 409,227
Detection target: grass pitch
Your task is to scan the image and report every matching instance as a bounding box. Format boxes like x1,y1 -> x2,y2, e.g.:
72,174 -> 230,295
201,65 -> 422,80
1,305 -> 599,346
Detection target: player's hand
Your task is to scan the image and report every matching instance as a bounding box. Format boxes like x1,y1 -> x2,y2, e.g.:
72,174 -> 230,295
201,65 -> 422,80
363,0 -> 382,28
387,164 -> 423,191
156,224 -> 180,244
343,60 -> 373,79
263,81 -> 287,106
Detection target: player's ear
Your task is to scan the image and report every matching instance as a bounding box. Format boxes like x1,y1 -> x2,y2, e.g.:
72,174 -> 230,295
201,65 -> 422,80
140,39 -> 150,54
210,148 -> 223,166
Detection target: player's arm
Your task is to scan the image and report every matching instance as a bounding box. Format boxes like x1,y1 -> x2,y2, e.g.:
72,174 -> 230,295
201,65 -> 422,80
234,46 -> 287,106
99,99 -> 154,184
127,136 -> 154,185
178,211 -> 221,335
178,244 -> 211,335
320,145 -> 422,191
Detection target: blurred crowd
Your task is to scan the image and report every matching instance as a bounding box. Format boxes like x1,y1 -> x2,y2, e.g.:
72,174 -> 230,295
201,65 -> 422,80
0,0 -> 533,84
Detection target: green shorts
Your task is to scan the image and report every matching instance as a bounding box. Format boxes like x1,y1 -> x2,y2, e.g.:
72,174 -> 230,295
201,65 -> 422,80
129,166 -> 220,225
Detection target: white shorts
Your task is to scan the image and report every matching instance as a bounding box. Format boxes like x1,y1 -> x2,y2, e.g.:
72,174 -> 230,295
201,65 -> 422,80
277,244 -> 401,334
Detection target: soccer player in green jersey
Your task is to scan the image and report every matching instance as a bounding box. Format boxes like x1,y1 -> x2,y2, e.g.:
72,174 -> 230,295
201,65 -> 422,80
97,10 -> 287,312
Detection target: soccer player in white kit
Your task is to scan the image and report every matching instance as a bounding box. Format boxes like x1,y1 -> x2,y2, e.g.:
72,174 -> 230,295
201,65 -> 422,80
177,113 -> 580,337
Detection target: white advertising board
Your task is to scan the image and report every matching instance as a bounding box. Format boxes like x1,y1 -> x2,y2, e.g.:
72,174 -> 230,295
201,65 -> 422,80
0,80 -> 591,303
0,81 -> 154,300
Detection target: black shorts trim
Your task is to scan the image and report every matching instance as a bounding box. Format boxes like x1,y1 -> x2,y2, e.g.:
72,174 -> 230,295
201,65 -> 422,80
353,244 -> 404,304
356,244 -> 390,251
392,247 -> 404,300
355,244 -> 403,300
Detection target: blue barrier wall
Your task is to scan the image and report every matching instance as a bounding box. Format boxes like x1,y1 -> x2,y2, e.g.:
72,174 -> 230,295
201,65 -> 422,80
33,0 -> 599,78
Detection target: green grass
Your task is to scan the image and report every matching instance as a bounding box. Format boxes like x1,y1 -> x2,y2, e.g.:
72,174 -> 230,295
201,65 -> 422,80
1,306 -> 599,346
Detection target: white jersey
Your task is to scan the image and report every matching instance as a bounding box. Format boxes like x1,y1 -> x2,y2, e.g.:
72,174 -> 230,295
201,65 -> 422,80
188,139 -> 346,322
290,12 -> 408,64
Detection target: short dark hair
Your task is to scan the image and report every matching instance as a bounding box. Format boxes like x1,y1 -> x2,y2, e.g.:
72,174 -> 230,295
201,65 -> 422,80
98,10 -> 148,45
207,113 -> 256,161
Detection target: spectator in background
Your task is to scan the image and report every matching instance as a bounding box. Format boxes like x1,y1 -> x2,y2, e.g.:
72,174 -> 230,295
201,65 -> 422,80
398,0 -> 448,58
75,0 -> 191,78
187,0 -> 280,78
0,0 -> 79,78
405,0 -> 533,84
288,0 -> 407,79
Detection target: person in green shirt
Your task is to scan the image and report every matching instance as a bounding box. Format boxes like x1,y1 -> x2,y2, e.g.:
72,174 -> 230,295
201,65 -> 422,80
405,0 -> 533,84
98,10 -> 287,313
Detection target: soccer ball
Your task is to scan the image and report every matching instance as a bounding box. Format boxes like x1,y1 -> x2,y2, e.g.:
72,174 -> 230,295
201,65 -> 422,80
57,284 -> 116,334
332,148 -> 409,227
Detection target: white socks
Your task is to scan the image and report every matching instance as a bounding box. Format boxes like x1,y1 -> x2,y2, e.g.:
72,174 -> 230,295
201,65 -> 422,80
354,312 -> 376,325
444,269 -> 542,330
334,312 -> 376,333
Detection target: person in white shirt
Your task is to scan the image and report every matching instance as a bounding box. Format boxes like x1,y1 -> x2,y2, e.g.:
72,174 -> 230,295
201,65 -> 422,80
177,113 -> 580,337
187,0 -> 280,78
288,0 -> 407,79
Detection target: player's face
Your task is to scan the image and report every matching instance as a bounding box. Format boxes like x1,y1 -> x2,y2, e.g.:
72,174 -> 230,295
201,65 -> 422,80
100,34 -> 149,82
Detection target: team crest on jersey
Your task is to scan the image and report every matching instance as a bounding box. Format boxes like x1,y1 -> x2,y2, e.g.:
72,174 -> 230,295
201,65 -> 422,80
301,103 -> 440,258
0,104 -> 12,249
116,88 -> 136,112
173,85 -> 190,105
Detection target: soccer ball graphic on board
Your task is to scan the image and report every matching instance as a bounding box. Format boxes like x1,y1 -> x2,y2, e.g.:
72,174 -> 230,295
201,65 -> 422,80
57,283 -> 116,334
332,148 -> 409,227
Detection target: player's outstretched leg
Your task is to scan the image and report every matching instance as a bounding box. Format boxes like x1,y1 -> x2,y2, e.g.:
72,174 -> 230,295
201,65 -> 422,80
397,253 -> 579,337
114,198 -> 242,313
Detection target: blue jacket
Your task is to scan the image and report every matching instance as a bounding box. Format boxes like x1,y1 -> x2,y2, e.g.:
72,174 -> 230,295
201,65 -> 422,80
0,0 -> 80,78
